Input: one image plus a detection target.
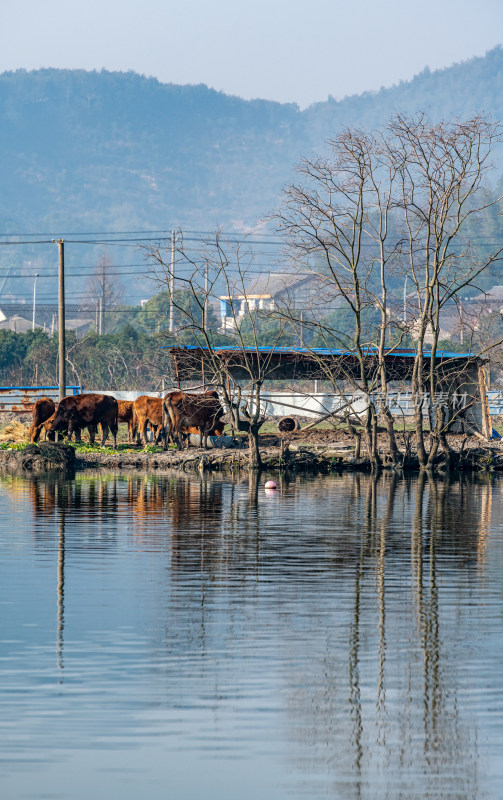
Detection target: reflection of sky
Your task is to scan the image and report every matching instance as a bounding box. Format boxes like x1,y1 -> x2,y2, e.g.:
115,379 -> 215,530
0,473 -> 503,799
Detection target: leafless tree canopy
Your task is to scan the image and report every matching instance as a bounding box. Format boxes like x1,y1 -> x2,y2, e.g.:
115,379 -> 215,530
274,114 -> 502,468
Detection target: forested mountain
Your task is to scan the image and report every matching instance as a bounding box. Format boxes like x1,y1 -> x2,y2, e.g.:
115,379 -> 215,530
2,47 -> 503,302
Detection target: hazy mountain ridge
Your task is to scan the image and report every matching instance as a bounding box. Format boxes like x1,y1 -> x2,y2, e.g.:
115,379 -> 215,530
2,49 -> 503,233
2,48 -> 503,301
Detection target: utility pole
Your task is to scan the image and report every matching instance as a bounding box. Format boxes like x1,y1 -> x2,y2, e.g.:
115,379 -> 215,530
169,230 -> 175,333
203,260 -> 208,329
32,273 -> 39,331
53,239 -> 66,401
101,257 -> 106,335
99,296 -> 103,336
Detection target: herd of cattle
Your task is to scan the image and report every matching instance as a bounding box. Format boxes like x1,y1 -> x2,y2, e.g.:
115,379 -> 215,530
29,390 -> 225,449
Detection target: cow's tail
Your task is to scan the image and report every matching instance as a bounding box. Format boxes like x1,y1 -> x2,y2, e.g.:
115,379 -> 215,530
131,407 -> 139,444
163,396 -> 179,450
162,398 -> 171,450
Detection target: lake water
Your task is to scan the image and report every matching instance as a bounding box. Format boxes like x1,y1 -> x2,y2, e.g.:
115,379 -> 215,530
0,469 -> 502,800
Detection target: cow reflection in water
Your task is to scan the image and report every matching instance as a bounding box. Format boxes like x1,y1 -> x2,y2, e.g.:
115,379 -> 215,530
125,475 -> 224,570
28,475 -> 121,551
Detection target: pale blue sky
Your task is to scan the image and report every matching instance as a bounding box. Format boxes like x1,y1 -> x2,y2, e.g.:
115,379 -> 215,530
1,0 -> 503,108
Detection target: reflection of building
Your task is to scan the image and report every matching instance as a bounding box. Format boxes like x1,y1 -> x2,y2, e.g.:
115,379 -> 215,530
219,272 -> 344,329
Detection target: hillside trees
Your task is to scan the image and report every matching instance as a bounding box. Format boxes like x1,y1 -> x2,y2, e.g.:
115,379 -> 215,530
0,327 -> 163,390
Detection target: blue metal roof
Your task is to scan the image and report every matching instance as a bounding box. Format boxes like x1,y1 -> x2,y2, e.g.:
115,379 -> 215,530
162,345 -> 476,359
0,385 -> 81,391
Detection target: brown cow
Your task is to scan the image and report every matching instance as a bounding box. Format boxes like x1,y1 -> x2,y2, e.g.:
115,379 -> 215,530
163,390 -> 224,450
29,397 -> 56,443
117,400 -> 136,443
48,393 -> 118,447
132,395 -> 163,446
41,412 -> 96,444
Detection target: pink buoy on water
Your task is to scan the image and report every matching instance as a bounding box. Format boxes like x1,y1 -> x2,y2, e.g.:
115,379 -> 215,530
264,480 -> 277,490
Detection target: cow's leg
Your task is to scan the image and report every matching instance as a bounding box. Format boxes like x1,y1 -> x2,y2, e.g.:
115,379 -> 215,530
88,424 -> 97,445
101,423 -> 110,447
66,422 -> 75,443
173,428 -> 182,449
45,425 -> 57,442
142,419 -> 148,446
203,425 -> 210,450
110,419 -> 118,449
29,424 -> 40,443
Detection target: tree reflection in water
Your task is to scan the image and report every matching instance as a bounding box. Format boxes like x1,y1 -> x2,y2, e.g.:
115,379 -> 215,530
0,469 -> 496,798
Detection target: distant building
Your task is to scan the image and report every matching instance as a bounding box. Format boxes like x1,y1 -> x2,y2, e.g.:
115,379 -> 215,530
219,272 -> 344,329
400,285 -> 503,345
0,304 -> 94,338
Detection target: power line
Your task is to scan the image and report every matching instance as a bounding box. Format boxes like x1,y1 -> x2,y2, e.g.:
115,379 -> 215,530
0,232 -> 283,246
0,227 -> 282,239
0,266 -> 284,279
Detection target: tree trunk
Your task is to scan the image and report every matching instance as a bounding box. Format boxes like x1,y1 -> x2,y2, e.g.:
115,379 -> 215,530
248,425 -> 262,470
363,407 -> 381,471
382,406 -> 399,461
412,377 -> 427,469
370,410 -> 382,471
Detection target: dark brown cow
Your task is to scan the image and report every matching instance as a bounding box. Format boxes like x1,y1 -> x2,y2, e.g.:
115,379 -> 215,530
117,400 -> 136,443
29,397 -> 56,443
41,412 -> 96,444
133,395 -> 164,446
48,393 -> 118,447
163,390 -> 224,450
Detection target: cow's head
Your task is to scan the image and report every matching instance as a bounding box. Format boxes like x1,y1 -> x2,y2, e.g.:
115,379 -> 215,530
47,408 -> 69,432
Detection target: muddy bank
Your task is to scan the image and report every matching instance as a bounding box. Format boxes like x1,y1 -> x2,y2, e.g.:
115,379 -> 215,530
2,436 -> 503,474
0,442 -> 77,473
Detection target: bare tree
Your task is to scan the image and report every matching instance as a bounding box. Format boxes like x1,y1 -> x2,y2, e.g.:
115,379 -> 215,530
275,115 -> 503,470
390,114 -> 502,468
145,232 -> 291,469
274,127 -> 406,468
86,251 -> 124,334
